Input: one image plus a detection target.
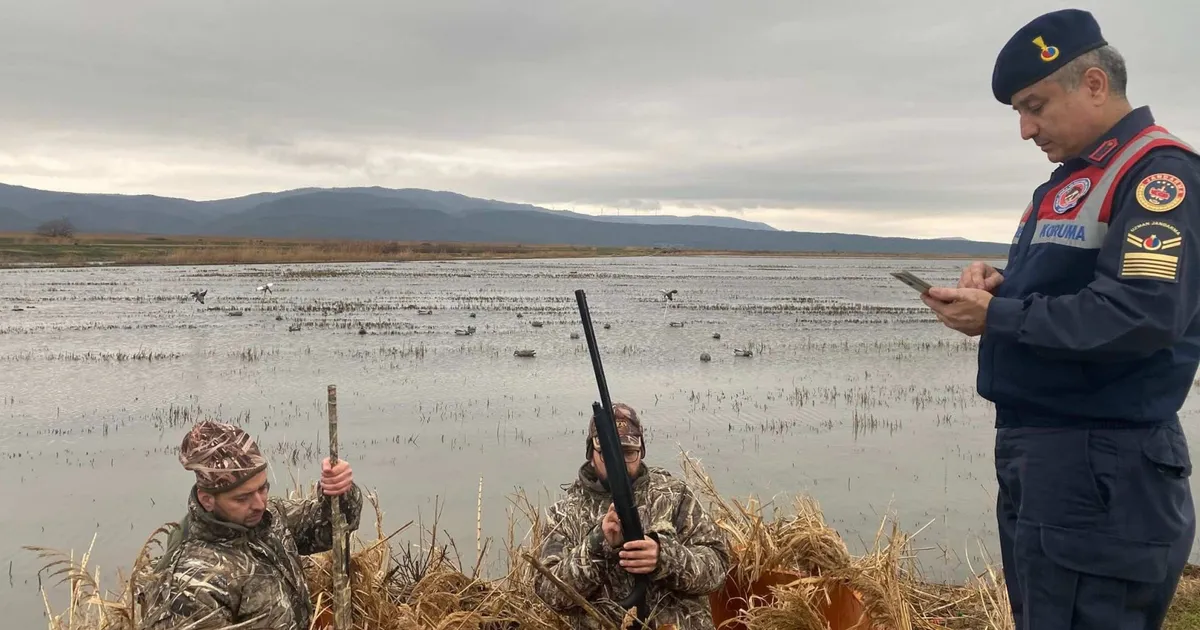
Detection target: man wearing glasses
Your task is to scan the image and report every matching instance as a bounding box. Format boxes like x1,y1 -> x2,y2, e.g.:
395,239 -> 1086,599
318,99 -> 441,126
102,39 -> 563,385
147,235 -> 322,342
533,403 -> 730,629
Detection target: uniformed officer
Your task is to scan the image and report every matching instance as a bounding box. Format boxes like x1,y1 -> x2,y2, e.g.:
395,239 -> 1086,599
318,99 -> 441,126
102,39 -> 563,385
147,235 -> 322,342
921,9 -> 1199,630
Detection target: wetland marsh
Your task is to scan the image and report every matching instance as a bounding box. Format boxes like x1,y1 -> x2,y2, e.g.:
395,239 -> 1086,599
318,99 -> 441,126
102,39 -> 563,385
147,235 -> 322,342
3,255 -> 1198,627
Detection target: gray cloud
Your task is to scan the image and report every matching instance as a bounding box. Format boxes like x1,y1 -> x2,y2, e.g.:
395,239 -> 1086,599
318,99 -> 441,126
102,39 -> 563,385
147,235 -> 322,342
1,0 -> 1198,240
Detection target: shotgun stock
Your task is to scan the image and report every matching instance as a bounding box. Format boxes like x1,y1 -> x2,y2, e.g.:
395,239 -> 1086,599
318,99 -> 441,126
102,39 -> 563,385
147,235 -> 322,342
574,289 -> 651,629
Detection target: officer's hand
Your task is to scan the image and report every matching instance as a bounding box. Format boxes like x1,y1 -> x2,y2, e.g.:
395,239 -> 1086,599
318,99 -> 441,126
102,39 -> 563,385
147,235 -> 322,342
922,287 -> 992,337
319,457 -> 354,496
619,537 -> 659,574
601,504 -> 623,548
958,262 -> 1004,292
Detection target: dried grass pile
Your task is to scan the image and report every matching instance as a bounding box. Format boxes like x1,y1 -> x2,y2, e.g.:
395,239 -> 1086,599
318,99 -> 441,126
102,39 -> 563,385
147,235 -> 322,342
677,454 -> 1013,630
300,491 -> 571,630
30,459 -> 1013,630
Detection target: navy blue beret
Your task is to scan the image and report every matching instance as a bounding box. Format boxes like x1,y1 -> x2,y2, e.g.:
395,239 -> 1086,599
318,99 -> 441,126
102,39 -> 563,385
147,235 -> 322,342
992,9 -> 1108,105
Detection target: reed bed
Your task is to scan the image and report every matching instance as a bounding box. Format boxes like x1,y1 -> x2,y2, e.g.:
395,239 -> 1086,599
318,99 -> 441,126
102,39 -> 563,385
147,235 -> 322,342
27,454 -> 1032,630
109,242 -> 651,267
676,454 -> 1013,630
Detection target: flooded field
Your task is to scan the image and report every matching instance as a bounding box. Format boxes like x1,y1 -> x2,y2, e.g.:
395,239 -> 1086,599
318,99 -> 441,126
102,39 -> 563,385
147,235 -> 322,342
2,255 -> 1198,627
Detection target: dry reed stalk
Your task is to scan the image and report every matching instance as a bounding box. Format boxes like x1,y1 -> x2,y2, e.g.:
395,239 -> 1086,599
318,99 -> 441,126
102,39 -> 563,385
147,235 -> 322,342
520,553 -> 620,630
962,542 -> 1014,630
476,475 -> 484,574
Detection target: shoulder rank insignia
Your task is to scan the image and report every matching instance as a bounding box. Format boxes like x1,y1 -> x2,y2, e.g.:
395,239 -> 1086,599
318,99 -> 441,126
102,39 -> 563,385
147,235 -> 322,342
1120,220 -> 1183,282
1135,173 -> 1186,212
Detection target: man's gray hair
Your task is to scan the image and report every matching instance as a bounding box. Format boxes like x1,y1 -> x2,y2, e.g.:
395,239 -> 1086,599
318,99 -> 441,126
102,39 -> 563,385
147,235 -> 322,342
1054,45 -> 1128,98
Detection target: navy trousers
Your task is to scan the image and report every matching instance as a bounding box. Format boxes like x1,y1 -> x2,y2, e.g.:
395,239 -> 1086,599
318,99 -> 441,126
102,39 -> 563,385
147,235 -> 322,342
995,422 -> 1196,630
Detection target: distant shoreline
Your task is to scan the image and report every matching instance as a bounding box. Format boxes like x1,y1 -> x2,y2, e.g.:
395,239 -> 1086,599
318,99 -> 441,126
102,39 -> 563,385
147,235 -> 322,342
0,232 -> 1004,268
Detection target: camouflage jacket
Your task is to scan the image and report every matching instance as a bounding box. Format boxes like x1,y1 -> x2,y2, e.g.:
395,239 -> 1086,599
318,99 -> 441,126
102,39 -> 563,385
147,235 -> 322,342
137,483 -> 363,630
533,463 -> 730,630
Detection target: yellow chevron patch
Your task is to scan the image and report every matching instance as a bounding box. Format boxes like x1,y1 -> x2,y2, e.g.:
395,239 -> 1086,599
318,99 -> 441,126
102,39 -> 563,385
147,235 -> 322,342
1119,220 -> 1183,282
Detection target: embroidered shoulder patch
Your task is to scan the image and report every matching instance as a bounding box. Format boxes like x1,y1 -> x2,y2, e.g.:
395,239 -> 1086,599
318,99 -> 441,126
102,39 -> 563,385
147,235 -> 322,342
1120,220 -> 1183,282
1053,177 -> 1091,214
1135,173 -> 1186,212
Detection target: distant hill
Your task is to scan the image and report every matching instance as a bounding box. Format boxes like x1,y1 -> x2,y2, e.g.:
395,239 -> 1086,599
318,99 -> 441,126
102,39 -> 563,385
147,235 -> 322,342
586,214 -> 779,231
0,183 -> 1009,256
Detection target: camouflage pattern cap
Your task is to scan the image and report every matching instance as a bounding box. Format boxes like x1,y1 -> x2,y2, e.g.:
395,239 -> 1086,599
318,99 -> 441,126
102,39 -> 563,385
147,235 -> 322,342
588,402 -> 644,452
179,420 -> 268,493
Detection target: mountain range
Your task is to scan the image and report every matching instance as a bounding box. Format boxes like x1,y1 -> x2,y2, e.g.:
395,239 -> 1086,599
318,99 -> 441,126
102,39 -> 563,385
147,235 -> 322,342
0,183 -> 1009,255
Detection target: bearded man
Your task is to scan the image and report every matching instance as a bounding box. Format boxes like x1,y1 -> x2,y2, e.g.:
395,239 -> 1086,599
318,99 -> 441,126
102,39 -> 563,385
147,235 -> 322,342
138,420 -> 363,630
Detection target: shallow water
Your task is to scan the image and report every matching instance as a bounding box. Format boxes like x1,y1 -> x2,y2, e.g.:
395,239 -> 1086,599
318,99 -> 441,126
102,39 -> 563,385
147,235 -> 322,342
2,255 -> 1197,627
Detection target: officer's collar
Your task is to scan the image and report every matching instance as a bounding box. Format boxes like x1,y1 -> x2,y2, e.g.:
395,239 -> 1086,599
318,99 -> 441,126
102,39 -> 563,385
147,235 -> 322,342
1075,105 -> 1155,167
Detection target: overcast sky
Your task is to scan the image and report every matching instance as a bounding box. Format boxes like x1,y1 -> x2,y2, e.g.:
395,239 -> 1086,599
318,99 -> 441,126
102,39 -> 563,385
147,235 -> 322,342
1,1 -> 1197,242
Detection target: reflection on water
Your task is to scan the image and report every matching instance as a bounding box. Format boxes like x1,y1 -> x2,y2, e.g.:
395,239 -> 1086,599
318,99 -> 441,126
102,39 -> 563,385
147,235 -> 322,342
2,255 -> 1196,626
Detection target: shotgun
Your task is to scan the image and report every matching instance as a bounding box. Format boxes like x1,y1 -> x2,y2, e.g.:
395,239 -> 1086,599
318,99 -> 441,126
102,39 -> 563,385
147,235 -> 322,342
574,289 -> 651,629
327,385 -> 351,630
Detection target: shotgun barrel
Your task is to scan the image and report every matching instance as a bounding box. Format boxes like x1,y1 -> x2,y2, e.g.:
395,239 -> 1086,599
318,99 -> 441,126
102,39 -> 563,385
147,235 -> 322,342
574,289 -> 650,628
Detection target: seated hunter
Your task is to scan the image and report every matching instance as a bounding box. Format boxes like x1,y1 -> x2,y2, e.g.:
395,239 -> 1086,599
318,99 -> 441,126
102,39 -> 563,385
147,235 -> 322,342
138,420 -> 363,630
532,403 -> 731,629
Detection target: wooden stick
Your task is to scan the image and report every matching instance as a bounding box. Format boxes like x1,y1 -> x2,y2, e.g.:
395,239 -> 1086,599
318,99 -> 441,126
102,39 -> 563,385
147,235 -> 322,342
328,385 -> 351,629
521,552 -> 621,630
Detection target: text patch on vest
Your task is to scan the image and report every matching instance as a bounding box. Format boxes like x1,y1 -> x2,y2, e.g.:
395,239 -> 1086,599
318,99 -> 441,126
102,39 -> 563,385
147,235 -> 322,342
1119,220 -> 1183,282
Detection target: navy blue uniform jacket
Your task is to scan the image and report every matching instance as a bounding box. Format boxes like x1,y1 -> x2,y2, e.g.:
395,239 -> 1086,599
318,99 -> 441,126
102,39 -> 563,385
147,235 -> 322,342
980,106 -> 1200,427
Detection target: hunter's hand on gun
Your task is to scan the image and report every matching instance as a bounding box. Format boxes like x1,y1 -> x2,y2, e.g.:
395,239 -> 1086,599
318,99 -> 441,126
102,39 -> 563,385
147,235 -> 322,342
319,457 -> 354,496
602,504 -> 623,547
619,538 -> 659,574
602,504 -> 660,574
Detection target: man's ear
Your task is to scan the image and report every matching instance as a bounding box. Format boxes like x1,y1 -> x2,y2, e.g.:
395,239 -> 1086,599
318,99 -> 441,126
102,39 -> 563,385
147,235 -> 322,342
197,490 -> 217,512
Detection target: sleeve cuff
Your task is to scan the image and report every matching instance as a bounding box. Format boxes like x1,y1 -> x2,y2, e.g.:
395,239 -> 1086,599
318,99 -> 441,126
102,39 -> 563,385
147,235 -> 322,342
650,533 -> 675,581
985,296 -> 1025,340
586,526 -> 610,559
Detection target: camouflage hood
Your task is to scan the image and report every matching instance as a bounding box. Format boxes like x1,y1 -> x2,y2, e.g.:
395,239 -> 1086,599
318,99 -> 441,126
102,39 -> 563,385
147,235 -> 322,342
138,483 -> 363,630
534,462 -> 731,630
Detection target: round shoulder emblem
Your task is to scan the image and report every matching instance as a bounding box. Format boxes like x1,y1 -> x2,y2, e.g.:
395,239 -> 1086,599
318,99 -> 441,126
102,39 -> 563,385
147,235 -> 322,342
1135,173 -> 1187,213
1053,177 -> 1092,214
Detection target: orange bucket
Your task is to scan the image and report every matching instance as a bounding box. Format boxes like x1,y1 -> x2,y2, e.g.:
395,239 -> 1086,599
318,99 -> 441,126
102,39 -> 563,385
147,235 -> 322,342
707,569 -> 868,630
